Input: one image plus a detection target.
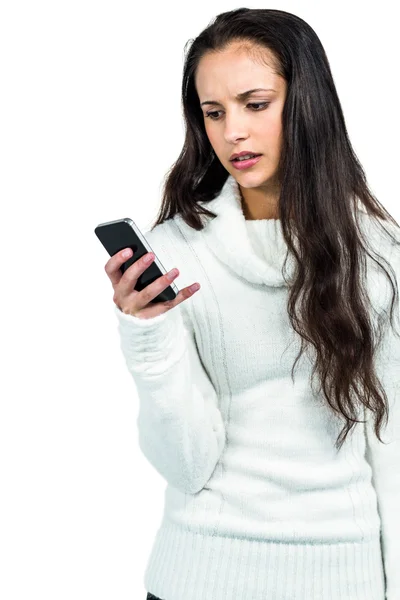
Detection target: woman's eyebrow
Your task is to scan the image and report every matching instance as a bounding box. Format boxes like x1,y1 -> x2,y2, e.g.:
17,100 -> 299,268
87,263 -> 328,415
200,88 -> 276,107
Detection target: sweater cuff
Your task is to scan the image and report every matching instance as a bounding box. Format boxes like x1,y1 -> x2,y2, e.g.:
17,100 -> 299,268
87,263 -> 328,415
113,302 -> 186,373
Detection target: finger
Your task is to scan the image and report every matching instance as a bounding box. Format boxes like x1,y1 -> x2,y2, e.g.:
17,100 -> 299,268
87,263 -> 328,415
118,251 -> 156,298
163,283 -> 201,310
123,282 -> 201,319
104,248 -> 133,287
130,265 -> 179,309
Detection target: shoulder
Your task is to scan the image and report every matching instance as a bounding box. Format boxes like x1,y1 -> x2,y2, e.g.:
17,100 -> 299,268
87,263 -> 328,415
145,213 -> 206,262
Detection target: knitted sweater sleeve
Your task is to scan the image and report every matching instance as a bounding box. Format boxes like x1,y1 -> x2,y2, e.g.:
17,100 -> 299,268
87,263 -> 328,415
365,237 -> 400,600
112,227 -> 226,495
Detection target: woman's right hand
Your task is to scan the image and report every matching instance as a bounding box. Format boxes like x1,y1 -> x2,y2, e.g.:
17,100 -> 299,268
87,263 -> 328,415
104,248 -> 201,320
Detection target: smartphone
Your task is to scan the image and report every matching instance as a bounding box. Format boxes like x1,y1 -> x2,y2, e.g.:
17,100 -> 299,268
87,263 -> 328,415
94,218 -> 179,303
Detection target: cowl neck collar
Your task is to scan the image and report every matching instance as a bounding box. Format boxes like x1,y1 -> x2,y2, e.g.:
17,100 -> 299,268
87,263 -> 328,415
173,174 -> 383,289
197,174 -> 297,287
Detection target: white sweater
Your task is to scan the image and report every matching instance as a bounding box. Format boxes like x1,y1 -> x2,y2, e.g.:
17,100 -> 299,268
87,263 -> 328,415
113,175 -> 400,600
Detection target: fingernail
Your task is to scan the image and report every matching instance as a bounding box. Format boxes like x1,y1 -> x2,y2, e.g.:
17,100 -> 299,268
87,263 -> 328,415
122,249 -> 132,258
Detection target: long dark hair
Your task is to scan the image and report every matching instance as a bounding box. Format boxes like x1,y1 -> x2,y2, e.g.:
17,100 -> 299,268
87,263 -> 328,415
150,8 -> 400,450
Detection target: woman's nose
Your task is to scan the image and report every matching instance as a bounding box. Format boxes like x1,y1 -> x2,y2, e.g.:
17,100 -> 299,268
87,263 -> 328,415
223,120 -> 249,144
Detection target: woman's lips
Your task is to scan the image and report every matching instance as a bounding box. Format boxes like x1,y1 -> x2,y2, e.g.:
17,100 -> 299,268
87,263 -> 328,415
231,154 -> 262,170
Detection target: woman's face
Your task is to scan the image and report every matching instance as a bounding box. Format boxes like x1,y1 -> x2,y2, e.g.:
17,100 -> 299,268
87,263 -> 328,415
195,42 -> 287,192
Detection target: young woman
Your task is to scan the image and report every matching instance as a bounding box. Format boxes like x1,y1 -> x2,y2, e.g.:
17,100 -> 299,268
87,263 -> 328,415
105,8 -> 400,600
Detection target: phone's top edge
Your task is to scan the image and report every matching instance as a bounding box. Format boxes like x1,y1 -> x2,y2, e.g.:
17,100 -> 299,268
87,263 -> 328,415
94,218 -> 134,230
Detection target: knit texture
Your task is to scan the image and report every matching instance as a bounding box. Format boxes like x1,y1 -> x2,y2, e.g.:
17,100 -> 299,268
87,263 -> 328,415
114,175 -> 400,600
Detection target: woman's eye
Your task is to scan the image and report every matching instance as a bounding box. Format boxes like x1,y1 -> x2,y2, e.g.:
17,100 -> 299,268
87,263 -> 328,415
205,102 -> 270,121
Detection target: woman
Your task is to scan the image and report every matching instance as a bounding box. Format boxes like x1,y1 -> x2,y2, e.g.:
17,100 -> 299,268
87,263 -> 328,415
105,8 -> 400,600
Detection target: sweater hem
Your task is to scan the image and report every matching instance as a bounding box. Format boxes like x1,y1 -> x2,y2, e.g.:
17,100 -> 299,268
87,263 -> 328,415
144,520 -> 386,600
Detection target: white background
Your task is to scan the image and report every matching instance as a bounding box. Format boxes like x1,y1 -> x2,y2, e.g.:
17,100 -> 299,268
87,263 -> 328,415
1,1 -> 398,599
